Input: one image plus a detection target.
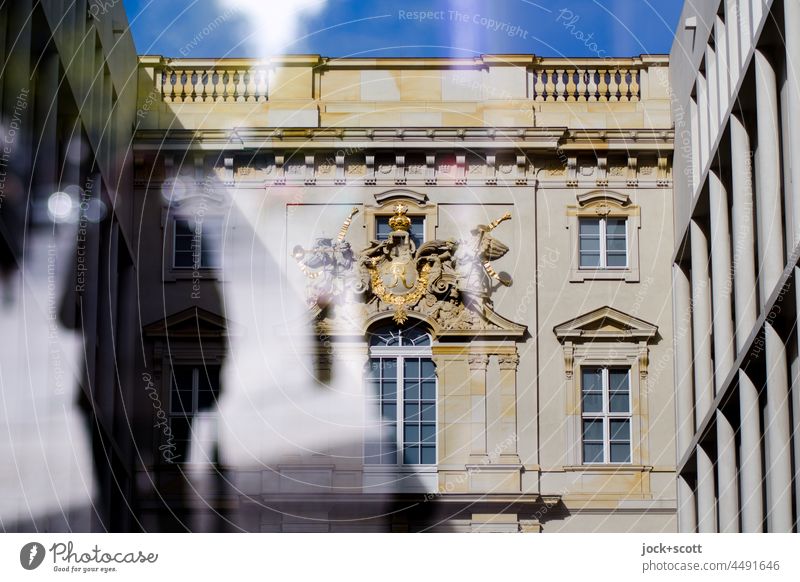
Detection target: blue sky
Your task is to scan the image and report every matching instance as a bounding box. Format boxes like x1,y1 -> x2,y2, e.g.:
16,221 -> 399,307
122,0 -> 684,59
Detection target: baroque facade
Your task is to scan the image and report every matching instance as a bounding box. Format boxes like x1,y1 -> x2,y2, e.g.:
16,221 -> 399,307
130,53 -> 677,532
671,0 -> 800,532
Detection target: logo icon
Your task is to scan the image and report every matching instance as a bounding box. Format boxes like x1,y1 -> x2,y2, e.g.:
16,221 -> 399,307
20,542 -> 45,570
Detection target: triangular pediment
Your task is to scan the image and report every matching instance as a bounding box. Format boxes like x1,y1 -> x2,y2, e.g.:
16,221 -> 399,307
143,307 -> 230,338
553,306 -> 657,342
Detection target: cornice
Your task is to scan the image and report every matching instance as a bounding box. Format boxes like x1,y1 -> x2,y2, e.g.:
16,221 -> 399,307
133,127 -> 673,152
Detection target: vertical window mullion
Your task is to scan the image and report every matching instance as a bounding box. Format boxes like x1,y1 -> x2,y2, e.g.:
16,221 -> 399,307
192,367 -> 199,415
600,217 -> 607,268
397,355 -> 403,466
603,367 -> 609,463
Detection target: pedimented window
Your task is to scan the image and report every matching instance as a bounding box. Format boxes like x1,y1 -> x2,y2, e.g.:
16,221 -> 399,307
567,190 -> 640,282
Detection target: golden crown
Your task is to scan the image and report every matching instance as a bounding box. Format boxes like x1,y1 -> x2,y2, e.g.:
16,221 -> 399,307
388,203 -> 411,232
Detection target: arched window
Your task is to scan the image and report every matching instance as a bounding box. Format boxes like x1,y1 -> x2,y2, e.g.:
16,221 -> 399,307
365,323 -> 436,465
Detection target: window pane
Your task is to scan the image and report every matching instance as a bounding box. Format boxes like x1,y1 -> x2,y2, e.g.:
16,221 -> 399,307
171,389 -> 193,414
409,220 -> 425,248
174,235 -> 195,253
367,360 -> 381,379
404,359 -> 419,378
583,442 -> 604,463
582,393 -> 603,413
381,403 -> 396,420
169,417 -> 192,462
382,359 -> 397,376
197,389 -> 218,410
376,216 -> 425,248
421,380 -> 436,400
605,237 -> 627,252
403,446 -> 420,464
421,359 -> 435,378
175,219 -> 194,236
610,443 -> 631,463
610,419 -> 630,441
173,251 -> 195,268
404,326 -> 430,346
609,393 -> 630,413
579,252 -> 600,267
605,218 -> 626,235
609,369 -> 629,391
420,445 -> 436,464
382,381 -> 397,399
404,403 -> 419,421
171,368 -> 195,414
404,382 -> 419,399
582,368 -> 603,391
579,236 -> 601,251
403,424 -> 419,443
579,219 -> 600,235
421,404 -> 436,421
606,253 -> 627,267
421,424 -> 436,442
380,444 -> 398,465
376,217 -> 392,240
200,249 -> 221,268
582,419 -> 603,441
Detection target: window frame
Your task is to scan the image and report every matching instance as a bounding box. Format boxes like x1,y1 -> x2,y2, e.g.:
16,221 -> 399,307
578,216 -> 629,270
580,367 -> 632,465
161,206 -> 228,282
167,363 -> 221,465
374,214 -> 427,248
362,196 -> 438,246
567,191 -> 640,282
171,215 -> 223,270
365,328 -> 437,468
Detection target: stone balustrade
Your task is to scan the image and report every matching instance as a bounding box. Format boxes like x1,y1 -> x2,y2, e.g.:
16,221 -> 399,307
532,67 -> 641,102
137,55 -> 668,131
158,66 -> 268,103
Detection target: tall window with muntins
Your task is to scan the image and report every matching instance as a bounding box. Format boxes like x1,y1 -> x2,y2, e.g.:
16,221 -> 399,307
578,217 -> 627,268
376,215 -> 425,248
581,367 -> 631,464
173,217 -> 223,269
365,324 -> 436,466
169,365 -> 221,462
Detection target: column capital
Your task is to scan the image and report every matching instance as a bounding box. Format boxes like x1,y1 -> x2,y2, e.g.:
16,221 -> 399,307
497,353 -> 519,371
468,353 -> 489,371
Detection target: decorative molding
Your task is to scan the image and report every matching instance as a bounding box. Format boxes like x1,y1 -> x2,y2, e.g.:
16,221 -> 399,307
468,353 -> 490,371
566,156 -> 578,187
638,341 -> 649,378
563,341 -> 575,378
373,189 -> 428,206
139,146 -> 673,189
627,155 -> 638,187
497,353 -> 519,371
553,305 -> 658,343
596,155 -> 608,186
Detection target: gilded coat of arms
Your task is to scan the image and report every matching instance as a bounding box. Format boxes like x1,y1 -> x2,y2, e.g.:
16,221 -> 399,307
293,203 -> 514,325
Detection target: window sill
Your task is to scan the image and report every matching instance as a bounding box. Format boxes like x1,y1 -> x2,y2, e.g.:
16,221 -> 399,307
570,268 -> 639,283
563,464 -> 652,473
363,465 -> 437,473
164,267 -> 223,283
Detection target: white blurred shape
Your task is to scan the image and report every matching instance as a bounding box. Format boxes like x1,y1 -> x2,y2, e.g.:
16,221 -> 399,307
215,189 -> 377,472
83,198 -> 107,223
0,223 -> 93,526
47,192 -> 76,223
218,0 -> 328,58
